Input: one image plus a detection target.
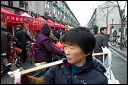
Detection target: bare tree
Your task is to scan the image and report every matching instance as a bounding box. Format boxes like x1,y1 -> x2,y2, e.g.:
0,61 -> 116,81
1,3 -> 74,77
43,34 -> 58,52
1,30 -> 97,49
116,1 -> 127,45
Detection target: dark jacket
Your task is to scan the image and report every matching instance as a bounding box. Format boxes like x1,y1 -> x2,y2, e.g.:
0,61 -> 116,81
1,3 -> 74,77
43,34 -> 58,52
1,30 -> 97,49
94,32 -> 109,53
15,29 -> 32,48
34,22 -> 65,63
1,28 -> 19,54
43,57 -> 108,84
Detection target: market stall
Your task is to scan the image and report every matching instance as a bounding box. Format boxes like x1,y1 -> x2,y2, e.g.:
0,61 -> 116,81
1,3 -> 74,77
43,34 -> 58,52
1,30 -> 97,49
1,7 -> 23,35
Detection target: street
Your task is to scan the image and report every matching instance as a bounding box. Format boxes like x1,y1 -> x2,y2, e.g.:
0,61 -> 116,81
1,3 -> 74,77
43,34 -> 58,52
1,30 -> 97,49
1,48 -> 127,84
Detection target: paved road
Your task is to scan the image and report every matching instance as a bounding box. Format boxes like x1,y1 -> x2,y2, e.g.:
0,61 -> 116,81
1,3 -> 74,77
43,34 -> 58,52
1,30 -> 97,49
104,48 -> 127,84
1,48 -> 127,84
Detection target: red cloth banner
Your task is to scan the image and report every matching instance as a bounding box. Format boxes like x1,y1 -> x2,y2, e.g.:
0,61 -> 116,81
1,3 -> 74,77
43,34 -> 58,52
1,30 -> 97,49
5,13 -> 23,23
47,19 -> 55,28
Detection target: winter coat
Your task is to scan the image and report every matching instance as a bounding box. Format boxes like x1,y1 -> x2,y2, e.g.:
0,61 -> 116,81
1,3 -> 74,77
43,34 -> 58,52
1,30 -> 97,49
15,29 -> 32,48
34,22 -> 65,63
94,32 -> 109,53
43,57 -> 108,84
1,28 -> 19,54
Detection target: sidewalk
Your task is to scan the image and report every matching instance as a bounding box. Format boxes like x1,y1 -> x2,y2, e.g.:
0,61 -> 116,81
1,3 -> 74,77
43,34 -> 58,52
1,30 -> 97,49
108,42 -> 127,58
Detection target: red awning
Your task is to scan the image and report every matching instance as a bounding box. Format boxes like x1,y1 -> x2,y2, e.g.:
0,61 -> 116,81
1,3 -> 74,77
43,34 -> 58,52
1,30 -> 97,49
1,7 -> 24,27
54,22 -> 60,28
5,13 -> 23,23
58,23 -> 65,28
1,7 -> 13,14
21,12 -> 32,17
38,17 -> 46,22
47,19 -> 55,28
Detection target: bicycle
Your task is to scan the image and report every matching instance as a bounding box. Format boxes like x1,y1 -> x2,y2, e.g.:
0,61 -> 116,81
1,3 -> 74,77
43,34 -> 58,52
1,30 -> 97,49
110,35 -> 120,46
8,41 -> 23,68
26,41 -> 35,65
1,52 -> 12,76
120,37 -> 127,50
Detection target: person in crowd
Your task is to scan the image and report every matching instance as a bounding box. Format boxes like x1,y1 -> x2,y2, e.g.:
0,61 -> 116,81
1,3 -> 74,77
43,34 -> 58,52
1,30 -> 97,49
49,29 -> 58,44
94,27 -> 109,63
112,30 -> 117,37
15,25 -> 33,63
112,30 -> 117,41
1,24 -> 20,59
33,22 -> 65,76
34,21 -> 65,63
56,29 -> 61,40
21,26 -> 108,84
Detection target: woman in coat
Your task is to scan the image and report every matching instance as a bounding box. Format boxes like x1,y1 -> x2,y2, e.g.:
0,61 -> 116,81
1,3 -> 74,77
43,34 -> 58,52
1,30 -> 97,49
22,26 -> 108,84
34,22 -> 65,63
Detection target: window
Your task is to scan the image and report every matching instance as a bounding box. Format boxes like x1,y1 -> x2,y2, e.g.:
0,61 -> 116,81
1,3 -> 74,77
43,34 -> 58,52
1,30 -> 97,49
8,1 -> 13,7
45,1 -> 50,12
19,1 -> 24,7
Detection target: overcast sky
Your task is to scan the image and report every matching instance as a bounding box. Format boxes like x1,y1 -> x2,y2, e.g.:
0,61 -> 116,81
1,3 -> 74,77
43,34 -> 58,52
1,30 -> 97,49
66,1 -> 127,27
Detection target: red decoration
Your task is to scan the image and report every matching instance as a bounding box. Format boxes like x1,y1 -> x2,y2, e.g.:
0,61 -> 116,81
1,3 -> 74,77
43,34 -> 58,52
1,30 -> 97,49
54,42 -> 64,50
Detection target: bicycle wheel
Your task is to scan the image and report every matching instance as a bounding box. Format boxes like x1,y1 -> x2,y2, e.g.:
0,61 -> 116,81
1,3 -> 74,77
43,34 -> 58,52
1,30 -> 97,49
120,44 -> 124,50
15,56 -> 22,68
110,39 -> 117,46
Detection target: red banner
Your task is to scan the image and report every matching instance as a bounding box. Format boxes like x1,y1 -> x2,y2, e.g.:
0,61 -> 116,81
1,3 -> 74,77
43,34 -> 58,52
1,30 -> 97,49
47,19 -> 55,28
5,13 -> 23,23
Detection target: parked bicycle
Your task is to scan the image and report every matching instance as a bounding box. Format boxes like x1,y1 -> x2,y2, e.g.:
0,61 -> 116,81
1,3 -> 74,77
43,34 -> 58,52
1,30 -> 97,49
8,41 -> 22,68
1,52 -> 12,76
110,35 -> 120,46
26,41 -> 35,65
120,37 -> 127,50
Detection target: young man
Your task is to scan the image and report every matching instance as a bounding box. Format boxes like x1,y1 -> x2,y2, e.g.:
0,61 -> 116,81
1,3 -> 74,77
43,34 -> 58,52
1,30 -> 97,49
21,27 -> 108,84
94,27 -> 109,63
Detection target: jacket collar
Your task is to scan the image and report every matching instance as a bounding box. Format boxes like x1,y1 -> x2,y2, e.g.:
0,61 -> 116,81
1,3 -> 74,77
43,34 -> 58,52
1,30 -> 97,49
62,57 -> 106,74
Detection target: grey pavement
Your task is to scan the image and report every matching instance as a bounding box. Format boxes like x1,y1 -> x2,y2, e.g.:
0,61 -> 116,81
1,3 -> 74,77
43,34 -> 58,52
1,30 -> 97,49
108,42 -> 127,58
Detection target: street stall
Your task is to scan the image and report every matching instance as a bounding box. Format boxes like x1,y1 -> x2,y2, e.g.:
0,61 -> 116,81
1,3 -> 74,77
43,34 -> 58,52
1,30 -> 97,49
1,7 -> 23,35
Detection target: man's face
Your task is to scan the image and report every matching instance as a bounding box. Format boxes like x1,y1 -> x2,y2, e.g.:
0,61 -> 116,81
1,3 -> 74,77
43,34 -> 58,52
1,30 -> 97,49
102,29 -> 107,35
63,44 -> 86,66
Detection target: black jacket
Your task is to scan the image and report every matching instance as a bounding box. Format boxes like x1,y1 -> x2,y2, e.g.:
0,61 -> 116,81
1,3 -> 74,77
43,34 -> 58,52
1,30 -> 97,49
15,29 -> 32,48
43,57 -> 108,84
1,28 -> 19,53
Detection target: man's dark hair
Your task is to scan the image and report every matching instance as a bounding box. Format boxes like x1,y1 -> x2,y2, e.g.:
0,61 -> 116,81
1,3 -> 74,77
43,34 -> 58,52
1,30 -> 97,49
14,25 -> 21,29
61,26 -> 96,59
100,27 -> 107,32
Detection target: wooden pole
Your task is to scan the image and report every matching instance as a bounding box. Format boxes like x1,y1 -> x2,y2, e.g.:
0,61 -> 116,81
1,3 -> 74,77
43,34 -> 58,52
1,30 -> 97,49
20,52 -> 108,75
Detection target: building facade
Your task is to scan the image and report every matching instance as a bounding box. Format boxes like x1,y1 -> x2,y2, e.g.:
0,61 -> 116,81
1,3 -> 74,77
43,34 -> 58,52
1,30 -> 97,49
1,1 -> 80,27
87,1 -> 127,36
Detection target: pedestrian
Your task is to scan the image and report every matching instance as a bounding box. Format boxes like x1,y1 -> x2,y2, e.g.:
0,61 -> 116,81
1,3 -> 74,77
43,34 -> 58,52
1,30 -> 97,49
34,22 -> 65,63
1,24 -> 20,60
14,25 -> 33,63
112,30 -> 117,41
21,26 -> 108,84
33,22 -> 65,77
112,30 -> 117,37
49,29 -> 58,44
94,27 -> 108,63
